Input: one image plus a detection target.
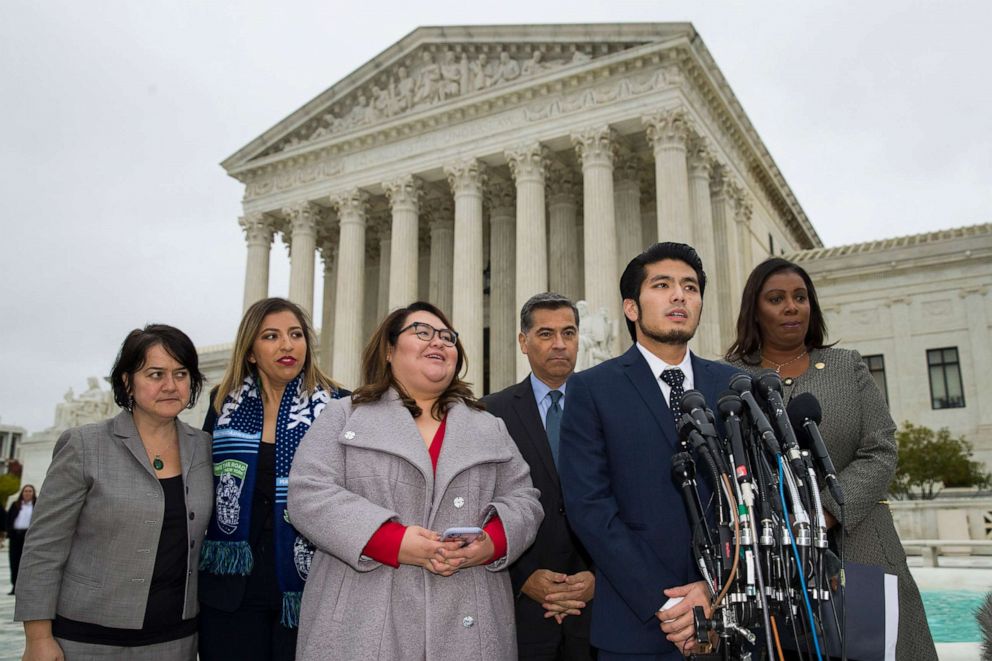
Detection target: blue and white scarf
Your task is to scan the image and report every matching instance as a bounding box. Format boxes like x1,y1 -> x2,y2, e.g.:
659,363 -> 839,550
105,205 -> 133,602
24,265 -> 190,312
200,373 -> 339,627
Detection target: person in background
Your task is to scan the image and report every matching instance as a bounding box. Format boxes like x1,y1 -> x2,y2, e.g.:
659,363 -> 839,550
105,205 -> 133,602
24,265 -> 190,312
559,243 -> 739,659
15,325 -> 212,660
198,297 -> 348,661
483,292 -> 595,660
288,301 -> 543,660
725,257 -> 937,660
6,483 -> 36,595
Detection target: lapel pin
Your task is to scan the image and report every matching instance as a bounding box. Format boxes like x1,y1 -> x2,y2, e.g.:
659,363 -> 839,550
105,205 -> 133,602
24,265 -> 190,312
344,430 -> 356,440
814,362 -> 825,370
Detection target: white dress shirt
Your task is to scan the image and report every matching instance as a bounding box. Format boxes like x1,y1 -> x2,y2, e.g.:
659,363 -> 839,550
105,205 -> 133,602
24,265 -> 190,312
634,342 -> 695,410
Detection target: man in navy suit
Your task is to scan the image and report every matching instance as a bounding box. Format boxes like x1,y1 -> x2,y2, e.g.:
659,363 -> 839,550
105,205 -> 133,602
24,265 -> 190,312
483,293 -> 595,660
558,243 -> 738,660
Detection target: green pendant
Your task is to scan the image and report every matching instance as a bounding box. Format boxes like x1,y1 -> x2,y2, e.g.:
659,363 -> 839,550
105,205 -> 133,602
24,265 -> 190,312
153,456 -> 164,471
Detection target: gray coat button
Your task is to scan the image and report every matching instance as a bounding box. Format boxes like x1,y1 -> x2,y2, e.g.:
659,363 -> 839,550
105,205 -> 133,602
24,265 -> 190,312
453,496 -> 465,509
462,616 -> 474,628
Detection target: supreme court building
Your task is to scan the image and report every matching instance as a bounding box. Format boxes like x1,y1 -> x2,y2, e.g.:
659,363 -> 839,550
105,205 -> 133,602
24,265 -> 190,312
220,23 -> 820,394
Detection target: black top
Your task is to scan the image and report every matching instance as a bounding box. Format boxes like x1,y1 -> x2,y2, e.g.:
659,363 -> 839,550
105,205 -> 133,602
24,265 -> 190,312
53,475 -> 195,646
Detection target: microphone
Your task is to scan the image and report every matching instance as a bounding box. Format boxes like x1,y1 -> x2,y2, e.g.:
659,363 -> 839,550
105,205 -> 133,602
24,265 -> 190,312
788,393 -> 845,506
672,451 -> 718,585
678,390 -> 730,475
729,373 -> 781,456
717,390 -> 750,483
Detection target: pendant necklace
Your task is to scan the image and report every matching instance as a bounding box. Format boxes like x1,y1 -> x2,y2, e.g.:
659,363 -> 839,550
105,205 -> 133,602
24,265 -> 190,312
153,455 -> 165,471
761,349 -> 808,377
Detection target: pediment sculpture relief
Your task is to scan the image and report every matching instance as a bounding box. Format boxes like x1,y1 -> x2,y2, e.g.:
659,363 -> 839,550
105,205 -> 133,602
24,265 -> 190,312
267,43 -> 637,154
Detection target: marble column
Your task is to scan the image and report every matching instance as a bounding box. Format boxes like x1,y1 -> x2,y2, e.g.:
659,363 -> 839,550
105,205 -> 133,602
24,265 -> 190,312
729,183 -> 755,283
284,201 -> 319,315
383,175 -> 422,310
318,239 -> 337,375
445,158 -> 487,392
240,212 -> 274,312
506,143 -> 550,381
573,126 -> 620,355
687,139 -> 720,358
614,151 -> 642,284
426,194 -> 455,314
329,189 -> 369,388
643,108 -> 693,245
487,177 -> 516,393
709,167 -> 742,353
640,168 -> 658,247
376,219 -> 392,320
546,162 -> 581,302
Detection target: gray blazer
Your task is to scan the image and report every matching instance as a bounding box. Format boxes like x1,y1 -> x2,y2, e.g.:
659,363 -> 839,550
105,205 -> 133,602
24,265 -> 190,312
14,411 -> 213,629
730,347 -> 937,660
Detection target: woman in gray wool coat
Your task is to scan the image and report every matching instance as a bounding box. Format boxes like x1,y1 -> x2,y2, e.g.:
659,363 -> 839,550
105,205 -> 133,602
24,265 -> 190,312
288,301 -> 543,661
726,258 -> 937,661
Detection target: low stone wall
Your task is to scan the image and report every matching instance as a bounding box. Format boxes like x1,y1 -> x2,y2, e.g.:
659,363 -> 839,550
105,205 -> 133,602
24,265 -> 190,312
890,495 -> 992,554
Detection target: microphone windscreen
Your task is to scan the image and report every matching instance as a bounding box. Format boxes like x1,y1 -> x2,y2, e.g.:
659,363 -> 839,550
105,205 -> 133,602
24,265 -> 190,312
729,372 -> 752,395
679,389 -> 706,412
716,390 -> 742,417
755,370 -> 783,397
786,393 -> 823,433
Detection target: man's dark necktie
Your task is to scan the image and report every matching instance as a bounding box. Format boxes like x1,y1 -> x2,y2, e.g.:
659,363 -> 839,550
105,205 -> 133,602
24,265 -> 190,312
660,368 -> 685,427
546,390 -> 563,466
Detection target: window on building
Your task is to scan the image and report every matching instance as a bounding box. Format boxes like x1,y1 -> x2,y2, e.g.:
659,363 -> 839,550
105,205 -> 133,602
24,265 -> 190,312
927,347 -> 965,409
863,354 -> 889,404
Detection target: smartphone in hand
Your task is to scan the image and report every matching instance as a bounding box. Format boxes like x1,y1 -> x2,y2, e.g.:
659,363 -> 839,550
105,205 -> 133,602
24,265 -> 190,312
441,526 -> 484,547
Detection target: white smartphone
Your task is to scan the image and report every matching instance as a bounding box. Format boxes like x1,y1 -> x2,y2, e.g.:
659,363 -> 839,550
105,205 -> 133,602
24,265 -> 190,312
441,526 -> 484,546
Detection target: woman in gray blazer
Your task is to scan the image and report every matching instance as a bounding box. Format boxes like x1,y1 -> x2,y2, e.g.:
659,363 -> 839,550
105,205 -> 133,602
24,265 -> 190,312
288,301 -> 543,661
726,258 -> 937,661
15,325 -> 213,660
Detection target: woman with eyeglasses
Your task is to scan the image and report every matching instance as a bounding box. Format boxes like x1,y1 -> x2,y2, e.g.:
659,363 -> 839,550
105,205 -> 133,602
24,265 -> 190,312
288,301 -> 543,661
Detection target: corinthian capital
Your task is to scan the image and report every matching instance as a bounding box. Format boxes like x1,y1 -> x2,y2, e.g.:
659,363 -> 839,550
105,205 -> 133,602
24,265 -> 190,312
424,190 -> 454,227
546,161 -> 580,199
485,176 -> 516,213
282,201 -> 319,236
571,126 -> 618,168
726,180 -> 753,224
329,189 -> 370,224
444,158 -> 488,195
687,137 -> 715,179
239,212 -> 274,245
642,107 -> 695,150
613,150 -> 641,185
383,175 -> 423,211
505,143 -> 550,183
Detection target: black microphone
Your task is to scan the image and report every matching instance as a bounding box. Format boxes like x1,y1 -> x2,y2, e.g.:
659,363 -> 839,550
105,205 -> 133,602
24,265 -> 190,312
672,452 -> 718,581
753,371 -> 809,480
717,390 -> 750,484
678,390 -> 730,475
788,393 -> 845,506
729,373 -> 781,455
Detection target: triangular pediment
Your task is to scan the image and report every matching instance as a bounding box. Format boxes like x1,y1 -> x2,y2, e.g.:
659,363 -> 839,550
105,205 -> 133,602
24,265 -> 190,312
222,23 -> 694,172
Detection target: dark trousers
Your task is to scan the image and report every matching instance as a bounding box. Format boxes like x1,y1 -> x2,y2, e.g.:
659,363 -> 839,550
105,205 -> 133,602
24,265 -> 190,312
8,529 -> 26,592
198,603 -> 296,661
519,635 -> 596,661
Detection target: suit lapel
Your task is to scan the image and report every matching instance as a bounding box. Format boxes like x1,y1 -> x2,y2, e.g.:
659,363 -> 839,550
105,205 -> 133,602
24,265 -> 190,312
621,345 -> 679,449
511,377 -> 559,491
691,354 -> 722,414
112,411 -> 158,479
178,420 -> 197,481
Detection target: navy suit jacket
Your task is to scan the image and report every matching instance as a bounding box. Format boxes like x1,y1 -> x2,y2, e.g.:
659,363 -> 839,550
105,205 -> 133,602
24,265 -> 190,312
558,345 -> 739,655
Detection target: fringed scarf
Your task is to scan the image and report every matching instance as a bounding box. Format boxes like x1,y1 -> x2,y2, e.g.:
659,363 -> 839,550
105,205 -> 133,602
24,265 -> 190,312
200,373 -> 340,627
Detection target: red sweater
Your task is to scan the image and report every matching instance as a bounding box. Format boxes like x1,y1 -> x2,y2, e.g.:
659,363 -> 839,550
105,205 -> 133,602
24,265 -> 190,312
361,415 -> 508,567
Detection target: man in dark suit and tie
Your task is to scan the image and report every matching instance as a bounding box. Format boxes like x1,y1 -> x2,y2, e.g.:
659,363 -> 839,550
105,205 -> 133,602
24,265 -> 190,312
558,243 -> 738,660
483,292 -> 595,661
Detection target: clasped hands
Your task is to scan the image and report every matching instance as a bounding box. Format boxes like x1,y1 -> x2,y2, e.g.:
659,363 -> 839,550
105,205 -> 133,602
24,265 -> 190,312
397,525 -> 494,576
521,569 -> 595,624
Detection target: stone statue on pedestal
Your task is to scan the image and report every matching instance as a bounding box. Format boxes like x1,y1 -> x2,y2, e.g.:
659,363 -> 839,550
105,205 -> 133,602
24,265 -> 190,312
575,300 -> 616,371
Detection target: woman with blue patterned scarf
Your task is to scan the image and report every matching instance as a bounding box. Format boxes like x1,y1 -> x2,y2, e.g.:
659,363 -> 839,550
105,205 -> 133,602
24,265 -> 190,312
198,297 -> 348,661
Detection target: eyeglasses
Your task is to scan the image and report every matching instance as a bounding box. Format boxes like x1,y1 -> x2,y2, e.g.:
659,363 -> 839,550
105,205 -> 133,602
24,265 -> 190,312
396,321 -> 459,347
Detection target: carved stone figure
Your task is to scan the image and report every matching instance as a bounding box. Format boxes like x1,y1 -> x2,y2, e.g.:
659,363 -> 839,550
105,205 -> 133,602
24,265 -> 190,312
52,377 -> 115,430
571,49 -> 592,64
493,51 -> 520,85
521,49 -> 548,76
392,65 -> 415,113
575,301 -> 616,370
439,50 -> 462,100
371,84 -> 392,119
471,53 -> 492,91
414,51 -> 442,105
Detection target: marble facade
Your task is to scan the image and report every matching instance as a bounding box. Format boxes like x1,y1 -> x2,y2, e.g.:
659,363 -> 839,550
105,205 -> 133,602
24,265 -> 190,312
223,24 -> 819,394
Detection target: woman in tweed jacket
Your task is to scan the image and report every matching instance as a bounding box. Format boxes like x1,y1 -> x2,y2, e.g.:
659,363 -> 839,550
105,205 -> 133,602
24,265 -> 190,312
726,257 -> 937,660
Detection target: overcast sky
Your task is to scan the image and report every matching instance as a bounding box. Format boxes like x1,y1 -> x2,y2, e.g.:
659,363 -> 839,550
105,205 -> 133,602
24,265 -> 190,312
2,1 -> 990,433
